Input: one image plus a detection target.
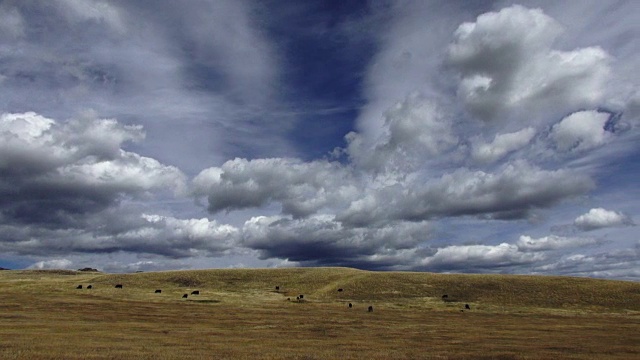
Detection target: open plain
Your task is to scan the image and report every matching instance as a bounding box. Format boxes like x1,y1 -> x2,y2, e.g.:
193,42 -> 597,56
0,267 -> 639,359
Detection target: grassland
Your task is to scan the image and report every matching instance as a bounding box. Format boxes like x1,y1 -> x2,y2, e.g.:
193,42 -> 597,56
0,267 -> 639,359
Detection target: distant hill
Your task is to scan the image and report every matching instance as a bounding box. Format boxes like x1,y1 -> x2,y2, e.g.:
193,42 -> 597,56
5,267 -> 637,313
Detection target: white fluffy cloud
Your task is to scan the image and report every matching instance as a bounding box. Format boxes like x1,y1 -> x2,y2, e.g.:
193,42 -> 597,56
574,208 -> 633,231
516,235 -> 597,251
448,5 -> 611,122
0,111 -> 186,202
550,110 -> 612,152
192,158 -> 358,218
348,94 -> 458,171
338,160 -> 594,225
472,127 -> 536,163
28,258 -> 73,270
421,243 -> 544,270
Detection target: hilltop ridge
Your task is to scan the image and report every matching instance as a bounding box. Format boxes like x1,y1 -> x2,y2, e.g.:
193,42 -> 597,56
3,267 -> 639,313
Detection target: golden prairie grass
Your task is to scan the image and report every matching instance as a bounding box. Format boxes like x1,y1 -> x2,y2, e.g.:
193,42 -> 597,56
0,268 -> 638,359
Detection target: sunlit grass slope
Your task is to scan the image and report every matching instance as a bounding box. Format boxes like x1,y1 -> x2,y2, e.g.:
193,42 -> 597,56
1,268 -> 639,359
2,267 -> 638,312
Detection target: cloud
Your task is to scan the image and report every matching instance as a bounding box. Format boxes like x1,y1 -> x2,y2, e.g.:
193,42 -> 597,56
0,112 -> 186,226
28,258 -> 73,270
0,3 -> 25,40
347,93 -> 458,171
0,210 -> 239,259
1,2 -> 637,279
536,246 -> 640,280
447,5 -> 611,122
472,127 -> 536,163
421,243 -> 545,271
550,110 -> 612,152
337,160 -> 594,225
241,214 -> 429,268
574,208 -> 634,231
0,112 -> 236,260
516,235 -> 597,251
54,0 -> 126,34
192,158 -> 358,218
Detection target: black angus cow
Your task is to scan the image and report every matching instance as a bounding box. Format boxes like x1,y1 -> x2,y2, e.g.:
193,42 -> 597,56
182,294 -> 188,299
337,288 -> 343,292
348,303 -> 353,308
87,285 -> 92,289
191,290 -> 200,295
275,286 -> 280,291
368,306 -> 373,312
299,294 -> 304,299
442,294 -> 448,299
465,304 -> 471,310
76,285 -> 82,289
155,289 -> 162,293
115,284 -> 123,289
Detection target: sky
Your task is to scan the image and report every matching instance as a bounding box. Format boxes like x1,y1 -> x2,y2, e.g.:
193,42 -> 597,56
0,0 -> 638,280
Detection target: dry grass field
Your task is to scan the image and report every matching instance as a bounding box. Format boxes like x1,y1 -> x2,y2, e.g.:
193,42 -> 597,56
0,267 -> 639,359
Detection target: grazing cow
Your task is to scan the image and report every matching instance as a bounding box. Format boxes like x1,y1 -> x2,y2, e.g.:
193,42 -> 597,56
191,290 -> 200,295
299,294 -> 304,299
348,303 -> 352,308
87,285 -> 92,289
115,284 -> 123,289
465,304 -> 471,310
155,289 -> 162,293
296,296 -> 299,301
442,294 -> 448,299
337,288 -> 343,292
368,306 -> 373,312
275,286 -> 280,291
76,285 -> 83,289
182,294 -> 188,299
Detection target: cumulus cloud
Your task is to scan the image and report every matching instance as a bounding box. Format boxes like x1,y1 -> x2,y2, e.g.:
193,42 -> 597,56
241,214 -> 429,268
348,94 -> 458,171
472,127 -> 536,163
420,243 -> 545,271
28,258 -> 73,270
536,246 -> 640,280
0,211 -> 239,259
338,160 -> 594,225
447,5 -> 611,122
192,158 -> 358,218
550,110 -> 612,152
0,112 -> 186,225
574,208 -> 634,231
516,235 -> 597,251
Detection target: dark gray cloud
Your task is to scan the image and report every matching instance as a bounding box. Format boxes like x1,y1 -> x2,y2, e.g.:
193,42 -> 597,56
241,215 -> 428,267
0,112 -> 185,226
0,112 -> 237,259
